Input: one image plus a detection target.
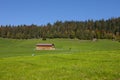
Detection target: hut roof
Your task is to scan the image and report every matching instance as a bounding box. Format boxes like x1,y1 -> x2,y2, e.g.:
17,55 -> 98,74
36,44 -> 54,46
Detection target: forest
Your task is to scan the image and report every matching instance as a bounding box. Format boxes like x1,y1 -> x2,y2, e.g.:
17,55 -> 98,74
0,17 -> 120,40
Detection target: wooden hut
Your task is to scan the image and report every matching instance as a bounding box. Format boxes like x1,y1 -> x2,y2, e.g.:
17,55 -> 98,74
36,44 -> 55,50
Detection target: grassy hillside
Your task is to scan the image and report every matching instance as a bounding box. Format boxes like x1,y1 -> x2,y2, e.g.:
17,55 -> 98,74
0,38 -> 120,80
0,38 -> 120,57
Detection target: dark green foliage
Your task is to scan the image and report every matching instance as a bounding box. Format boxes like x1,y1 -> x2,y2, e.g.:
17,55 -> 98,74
0,17 -> 120,40
42,37 -> 46,41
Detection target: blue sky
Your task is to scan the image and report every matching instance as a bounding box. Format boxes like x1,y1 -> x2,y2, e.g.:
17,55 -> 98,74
0,0 -> 120,25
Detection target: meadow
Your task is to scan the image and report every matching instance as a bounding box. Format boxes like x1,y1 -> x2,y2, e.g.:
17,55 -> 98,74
0,38 -> 120,80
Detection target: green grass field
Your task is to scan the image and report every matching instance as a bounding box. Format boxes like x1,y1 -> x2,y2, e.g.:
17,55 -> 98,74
0,38 -> 120,80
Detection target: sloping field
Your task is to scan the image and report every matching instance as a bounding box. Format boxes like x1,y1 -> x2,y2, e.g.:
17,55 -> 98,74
0,38 -> 120,80
0,38 -> 120,57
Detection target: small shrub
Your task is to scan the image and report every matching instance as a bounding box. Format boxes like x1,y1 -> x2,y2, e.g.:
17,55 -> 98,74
42,37 -> 46,41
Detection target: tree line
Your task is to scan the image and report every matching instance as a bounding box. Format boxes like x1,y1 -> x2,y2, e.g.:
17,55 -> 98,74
0,17 -> 120,40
